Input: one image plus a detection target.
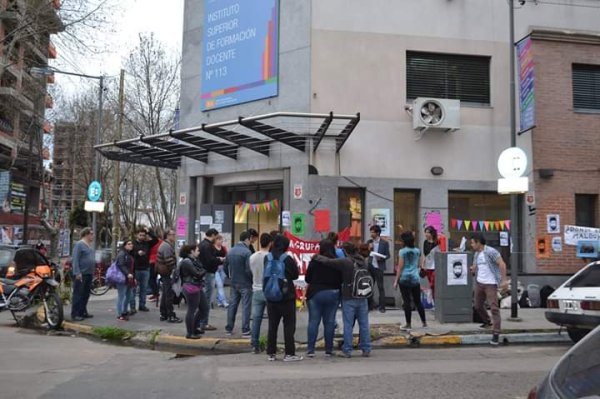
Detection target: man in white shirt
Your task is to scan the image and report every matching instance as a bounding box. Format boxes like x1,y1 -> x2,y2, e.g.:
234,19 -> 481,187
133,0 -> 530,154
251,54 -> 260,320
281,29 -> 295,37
249,233 -> 273,353
470,234 -> 508,346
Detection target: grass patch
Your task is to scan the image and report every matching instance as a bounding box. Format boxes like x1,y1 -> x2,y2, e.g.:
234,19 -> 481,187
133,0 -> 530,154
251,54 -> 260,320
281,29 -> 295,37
258,336 -> 267,351
92,326 -> 135,341
148,330 -> 161,345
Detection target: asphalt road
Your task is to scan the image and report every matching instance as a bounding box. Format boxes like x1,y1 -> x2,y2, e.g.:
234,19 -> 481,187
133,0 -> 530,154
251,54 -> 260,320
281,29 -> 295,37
0,325 -> 569,399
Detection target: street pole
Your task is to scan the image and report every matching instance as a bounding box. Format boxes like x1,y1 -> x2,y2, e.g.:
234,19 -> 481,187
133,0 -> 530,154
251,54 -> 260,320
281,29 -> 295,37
508,0 -> 522,321
91,76 -> 104,252
111,70 -> 124,259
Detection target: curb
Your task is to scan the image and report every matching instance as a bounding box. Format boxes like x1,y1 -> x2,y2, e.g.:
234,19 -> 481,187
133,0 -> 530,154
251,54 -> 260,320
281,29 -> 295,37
60,321 -> 571,354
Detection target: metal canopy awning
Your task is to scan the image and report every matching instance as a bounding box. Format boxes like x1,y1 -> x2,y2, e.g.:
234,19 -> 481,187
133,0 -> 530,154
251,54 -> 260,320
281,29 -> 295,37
95,111 -> 360,169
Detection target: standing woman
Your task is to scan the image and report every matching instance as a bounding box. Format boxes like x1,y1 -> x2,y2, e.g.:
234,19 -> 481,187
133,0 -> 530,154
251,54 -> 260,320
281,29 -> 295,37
115,240 -> 134,321
393,232 -> 427,331
305,240 -> 342,357
213,234 -> 229,308
179,244 -> 208,339
421,226 -> 439,298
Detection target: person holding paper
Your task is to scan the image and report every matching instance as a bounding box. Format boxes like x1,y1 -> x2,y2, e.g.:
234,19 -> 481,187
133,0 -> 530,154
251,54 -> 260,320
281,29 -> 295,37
420,226 -> 439,298
367,225 -> 390,313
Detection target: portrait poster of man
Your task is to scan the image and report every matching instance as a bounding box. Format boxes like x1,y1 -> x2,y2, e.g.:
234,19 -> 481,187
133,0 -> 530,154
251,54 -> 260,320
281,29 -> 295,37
547,214 -> 560,234
447,253 -> 468,286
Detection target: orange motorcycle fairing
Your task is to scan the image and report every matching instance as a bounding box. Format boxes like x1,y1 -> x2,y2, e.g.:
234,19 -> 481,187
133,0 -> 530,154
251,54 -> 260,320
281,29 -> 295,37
35,265 -> 52,278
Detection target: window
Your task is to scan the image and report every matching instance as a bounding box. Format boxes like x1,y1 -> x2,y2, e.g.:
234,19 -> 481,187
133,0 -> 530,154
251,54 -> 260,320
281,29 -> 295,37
407,51 -> 491,105
575,194 -> 598,228
338,188 -> 364,244
573,64 -> 600,111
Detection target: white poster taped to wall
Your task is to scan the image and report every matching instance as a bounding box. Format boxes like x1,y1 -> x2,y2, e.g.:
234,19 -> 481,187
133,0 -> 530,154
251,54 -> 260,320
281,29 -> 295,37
564,225 -> 600,246
447,253 -> 468,286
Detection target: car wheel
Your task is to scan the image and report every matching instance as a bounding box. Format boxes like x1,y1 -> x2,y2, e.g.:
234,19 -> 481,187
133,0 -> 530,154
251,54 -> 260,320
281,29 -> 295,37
567,327 -> 590,343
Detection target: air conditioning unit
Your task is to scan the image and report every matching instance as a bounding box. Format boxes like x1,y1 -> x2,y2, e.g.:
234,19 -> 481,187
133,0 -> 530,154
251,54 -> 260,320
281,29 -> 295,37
412,98 -> 461,131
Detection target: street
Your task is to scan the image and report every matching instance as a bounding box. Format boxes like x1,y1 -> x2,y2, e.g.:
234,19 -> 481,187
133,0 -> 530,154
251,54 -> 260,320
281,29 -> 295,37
0,324 -> 568,399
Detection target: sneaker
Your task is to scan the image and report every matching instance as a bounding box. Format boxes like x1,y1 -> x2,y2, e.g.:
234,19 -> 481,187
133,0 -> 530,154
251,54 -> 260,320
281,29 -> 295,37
225,330 -> 233,336
186,334 -> 202,339
139,306 -> 150,312
479,322 -> 492,329
241,330 -> 251,337
117,315 -> 128,321
204,324 -> 217,331
306,352 -> 315,358
167,316 -> 183,323
129,309 -> 137,316
324,352 -> 333,358
159,315 -> 168,322
268,354 -> 276,361
422,321 -> 428,328
361,351 -> 371,358
490,333 -> 500,346
283,355 -> 304,362
337,352 -> 351,358
82,313 -> 94,318
253,347 -> 261,354
400,324 -> 412,331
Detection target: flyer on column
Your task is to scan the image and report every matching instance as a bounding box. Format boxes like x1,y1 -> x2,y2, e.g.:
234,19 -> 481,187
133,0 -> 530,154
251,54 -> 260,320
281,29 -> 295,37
447,253 -> 468,286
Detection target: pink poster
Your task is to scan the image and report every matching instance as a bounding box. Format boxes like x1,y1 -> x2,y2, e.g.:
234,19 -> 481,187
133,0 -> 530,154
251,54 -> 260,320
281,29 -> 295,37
176,217 -> 187,236
425,212 -> 442,233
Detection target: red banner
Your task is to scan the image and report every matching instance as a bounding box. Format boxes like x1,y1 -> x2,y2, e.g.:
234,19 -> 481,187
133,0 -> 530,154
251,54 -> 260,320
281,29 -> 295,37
284,227 -> 350,274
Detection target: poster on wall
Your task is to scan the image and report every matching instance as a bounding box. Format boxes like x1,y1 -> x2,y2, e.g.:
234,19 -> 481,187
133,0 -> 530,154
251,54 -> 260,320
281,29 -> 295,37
551,236 -> 562,253
447,253 -> 468,286
564,225 -> 600,246
536,236 -> 550,259
370,208 -> 391,237
547,214 -> 560,234
576,240 -> 599,259
291,213 -> 305,236
499,231 -> 509,247
201,0 -> 280,111
281,210 -> 291,227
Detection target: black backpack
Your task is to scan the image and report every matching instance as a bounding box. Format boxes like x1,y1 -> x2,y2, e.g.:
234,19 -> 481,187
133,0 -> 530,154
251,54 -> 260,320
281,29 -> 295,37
349,260 -> 373,299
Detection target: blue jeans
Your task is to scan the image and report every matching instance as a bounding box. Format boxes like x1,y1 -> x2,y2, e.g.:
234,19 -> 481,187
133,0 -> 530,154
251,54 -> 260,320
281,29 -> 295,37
116,283 -> 132,316
215,267 -> 228,306
130,269 -> 150,309
226,284 -> 253,333
307,289 -> 340,354
342,298 -> 371,354
251,290 -> 266,349
200,273 -> 215,326
71,273 -> 93,318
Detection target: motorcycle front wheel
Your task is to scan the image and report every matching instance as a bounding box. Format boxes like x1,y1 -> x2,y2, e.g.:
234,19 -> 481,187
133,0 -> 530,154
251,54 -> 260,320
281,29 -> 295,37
43,289 -> 64,329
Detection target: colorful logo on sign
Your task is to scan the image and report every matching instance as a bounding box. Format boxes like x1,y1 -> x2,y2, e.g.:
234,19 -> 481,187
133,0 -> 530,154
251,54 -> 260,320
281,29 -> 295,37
87,181 -> 102,202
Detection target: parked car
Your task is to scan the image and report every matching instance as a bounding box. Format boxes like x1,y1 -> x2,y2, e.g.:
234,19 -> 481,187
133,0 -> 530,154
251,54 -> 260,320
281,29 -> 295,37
527,324 -> 600,398
0,245 -> 60,282
545,261 -> 600,343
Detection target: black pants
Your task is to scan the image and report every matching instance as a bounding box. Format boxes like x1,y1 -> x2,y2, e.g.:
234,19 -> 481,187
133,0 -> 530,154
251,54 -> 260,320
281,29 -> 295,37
71,273 -> 93,318
399,283 -> 426,325
182,286 -> 208,335
159,274 -> 175,318
149,264 -> 159,296
266,300 -> 296,356
368,267 -> 386,310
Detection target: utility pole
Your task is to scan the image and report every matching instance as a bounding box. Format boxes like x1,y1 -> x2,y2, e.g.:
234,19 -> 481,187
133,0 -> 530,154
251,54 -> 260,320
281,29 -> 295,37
508,0 -> 522,321
111,69 -> 125,258
91,76 -> 104,252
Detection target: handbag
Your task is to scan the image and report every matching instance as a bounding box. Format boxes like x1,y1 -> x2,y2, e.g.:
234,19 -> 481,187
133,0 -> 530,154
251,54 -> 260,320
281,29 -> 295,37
182,283 -> 201,295
106,262 -> 125,285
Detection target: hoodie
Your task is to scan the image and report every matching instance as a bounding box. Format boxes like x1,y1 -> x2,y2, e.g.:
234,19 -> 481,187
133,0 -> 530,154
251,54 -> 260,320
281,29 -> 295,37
313,253 -> 368,300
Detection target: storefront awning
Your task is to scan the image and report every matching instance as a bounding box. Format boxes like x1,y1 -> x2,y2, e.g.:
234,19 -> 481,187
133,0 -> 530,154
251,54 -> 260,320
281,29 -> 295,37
94,112 -> 360,169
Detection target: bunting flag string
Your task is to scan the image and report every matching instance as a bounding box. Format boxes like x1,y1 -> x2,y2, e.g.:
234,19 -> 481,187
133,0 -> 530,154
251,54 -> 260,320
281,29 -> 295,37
449,218 -> 511,231
237,199 -> 280,214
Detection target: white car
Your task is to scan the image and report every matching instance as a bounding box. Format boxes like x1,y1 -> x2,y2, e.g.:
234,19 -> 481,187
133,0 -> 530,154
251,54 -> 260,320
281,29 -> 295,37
545,261 -> 600,343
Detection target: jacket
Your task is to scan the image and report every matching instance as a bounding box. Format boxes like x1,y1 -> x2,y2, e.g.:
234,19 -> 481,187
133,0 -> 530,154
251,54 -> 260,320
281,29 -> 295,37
367,238 -> 390,271
156,241 -> 176,276
314,253 -> 368,300
115,249 -> 133,277
199,238 -> 222,273
72,240 -> 95,275
224,242 -> 252,287
179,257 -> 206,286
263,252 -> 299,302
305,257 -> 342,300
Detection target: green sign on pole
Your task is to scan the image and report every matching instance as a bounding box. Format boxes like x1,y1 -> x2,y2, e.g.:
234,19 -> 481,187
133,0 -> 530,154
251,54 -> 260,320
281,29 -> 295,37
291,213 -> 305,236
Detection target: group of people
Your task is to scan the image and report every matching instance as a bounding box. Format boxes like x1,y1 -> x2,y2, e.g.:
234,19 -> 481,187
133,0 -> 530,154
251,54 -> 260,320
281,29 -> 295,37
70,221 -> 508,353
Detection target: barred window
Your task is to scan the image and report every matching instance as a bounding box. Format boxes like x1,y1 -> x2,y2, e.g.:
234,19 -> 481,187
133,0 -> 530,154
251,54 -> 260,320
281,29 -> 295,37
407,51 -> 491,105
573,64 -> 600,111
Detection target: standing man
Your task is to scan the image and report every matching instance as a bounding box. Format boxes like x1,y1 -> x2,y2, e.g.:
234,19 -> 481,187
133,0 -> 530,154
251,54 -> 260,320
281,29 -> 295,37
71,228 -> 96,321
130,228 -> 158,313
247,228 -> 259,254
199,228 -> 222,330
249,233 -> 273,352
367,225 -> 390,313
470,233 -> 508,346
147,230 -> 163,303
224,231 -> 253,336
156,229 -> 182,323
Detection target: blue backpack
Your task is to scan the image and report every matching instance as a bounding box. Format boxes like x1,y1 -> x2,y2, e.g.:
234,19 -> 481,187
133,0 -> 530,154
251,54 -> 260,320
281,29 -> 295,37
263,253 -> 289,302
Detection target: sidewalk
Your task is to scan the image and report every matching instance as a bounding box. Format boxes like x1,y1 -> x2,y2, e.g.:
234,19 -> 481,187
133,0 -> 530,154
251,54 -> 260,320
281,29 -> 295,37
46,289 -> 569,353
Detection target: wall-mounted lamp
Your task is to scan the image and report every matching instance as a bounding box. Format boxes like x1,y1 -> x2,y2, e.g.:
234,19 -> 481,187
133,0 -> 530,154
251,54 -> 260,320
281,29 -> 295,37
431,166 -> 444,176
538,168 -> 554,179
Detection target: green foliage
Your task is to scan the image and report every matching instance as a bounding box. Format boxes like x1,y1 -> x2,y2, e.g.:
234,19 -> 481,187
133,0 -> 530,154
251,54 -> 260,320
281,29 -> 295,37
92,326 -> 134,341
258,335 -> 267,352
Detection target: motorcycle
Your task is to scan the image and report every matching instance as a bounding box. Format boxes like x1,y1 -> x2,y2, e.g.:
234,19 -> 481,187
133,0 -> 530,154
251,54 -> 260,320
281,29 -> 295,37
0,264 -> 64,329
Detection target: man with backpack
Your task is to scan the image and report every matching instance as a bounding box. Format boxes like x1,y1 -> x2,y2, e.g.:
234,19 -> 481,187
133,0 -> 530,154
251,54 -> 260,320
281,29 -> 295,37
314,241 -> 373,358
155,229 -> 182,323
224,231 -> 253,336
249,233 -> 273,353
263,234 -> 303,362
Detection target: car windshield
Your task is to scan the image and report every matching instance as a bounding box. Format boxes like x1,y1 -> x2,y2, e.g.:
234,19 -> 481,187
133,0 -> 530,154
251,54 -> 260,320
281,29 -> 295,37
553,326 -> 600,398
565,263 -> 600,288
0,249 -> 13,267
